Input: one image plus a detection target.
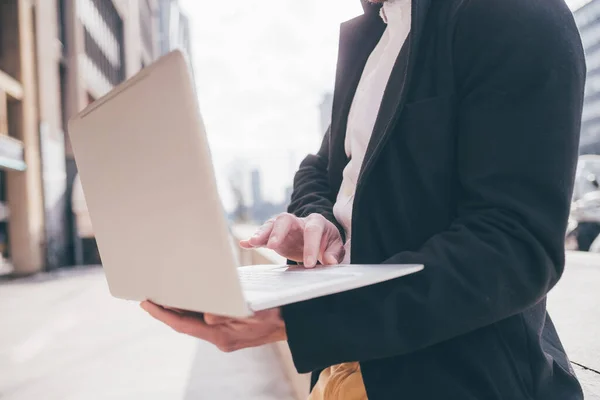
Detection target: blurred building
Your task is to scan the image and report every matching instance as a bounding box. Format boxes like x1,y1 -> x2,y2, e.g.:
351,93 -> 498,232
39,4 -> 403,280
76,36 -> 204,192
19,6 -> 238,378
0,0 -> 40,274
575,0 -> 600,154
157,0 -> 192,57
284,186 -> 293,206
319,92 -> 333,137
0,0 -> 163,274
248,168 -> 285,223
226,164 -> 289,224
251,168 -> 263,207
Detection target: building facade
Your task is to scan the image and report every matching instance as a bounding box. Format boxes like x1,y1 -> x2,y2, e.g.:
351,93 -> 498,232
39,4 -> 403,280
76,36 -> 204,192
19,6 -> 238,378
0,0 -> 163,274
575,0 -> 600,154
0,0 -> 45,274
59,0 -> 162,268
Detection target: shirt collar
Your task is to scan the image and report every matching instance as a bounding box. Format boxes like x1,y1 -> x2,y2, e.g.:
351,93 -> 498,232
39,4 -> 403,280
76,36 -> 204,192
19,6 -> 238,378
379,0 -> 411,26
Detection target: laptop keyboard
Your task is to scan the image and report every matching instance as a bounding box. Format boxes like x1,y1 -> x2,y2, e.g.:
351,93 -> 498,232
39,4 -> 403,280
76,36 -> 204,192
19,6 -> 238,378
238,268 -> 352,292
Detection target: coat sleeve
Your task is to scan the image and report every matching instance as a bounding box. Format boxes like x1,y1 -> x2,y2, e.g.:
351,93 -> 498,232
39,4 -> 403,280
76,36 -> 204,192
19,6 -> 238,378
281,0 -> 586,373
287,126 -> 345,238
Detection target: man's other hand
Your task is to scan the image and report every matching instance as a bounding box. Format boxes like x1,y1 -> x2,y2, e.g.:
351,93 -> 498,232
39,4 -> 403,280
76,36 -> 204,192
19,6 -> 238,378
140,301 -> 286,352
239,213 -> 344,268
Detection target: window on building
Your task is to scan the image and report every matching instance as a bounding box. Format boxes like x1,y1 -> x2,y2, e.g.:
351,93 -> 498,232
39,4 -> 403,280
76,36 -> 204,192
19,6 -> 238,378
585,73 -> 600,100
0,22 -> 3,60
57,0 -> 67,54
81,0 -> 126,87
140,0 -> 155,60
59,65 -> 68,133
576,2 -> 600,28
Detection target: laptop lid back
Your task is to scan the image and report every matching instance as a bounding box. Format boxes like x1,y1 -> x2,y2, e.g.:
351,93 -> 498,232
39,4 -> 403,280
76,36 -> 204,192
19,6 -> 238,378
68,50 -> 250,317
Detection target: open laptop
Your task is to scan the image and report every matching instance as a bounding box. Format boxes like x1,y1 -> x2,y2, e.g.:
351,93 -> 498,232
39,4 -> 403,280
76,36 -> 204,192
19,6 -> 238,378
67,50 -> 423,318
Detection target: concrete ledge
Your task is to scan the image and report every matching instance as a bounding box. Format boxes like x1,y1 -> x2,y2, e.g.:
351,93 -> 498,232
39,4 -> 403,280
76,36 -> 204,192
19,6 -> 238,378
274,341 -> 311,400
232,224 -> 311,400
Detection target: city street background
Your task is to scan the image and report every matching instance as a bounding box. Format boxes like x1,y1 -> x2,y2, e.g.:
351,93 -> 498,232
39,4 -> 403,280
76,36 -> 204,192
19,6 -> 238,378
0,0 -> 599,399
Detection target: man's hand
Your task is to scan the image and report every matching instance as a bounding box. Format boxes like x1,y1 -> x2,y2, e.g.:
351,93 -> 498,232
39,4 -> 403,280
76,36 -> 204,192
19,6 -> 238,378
140,301 -> 286,352
239,213 -> 345,267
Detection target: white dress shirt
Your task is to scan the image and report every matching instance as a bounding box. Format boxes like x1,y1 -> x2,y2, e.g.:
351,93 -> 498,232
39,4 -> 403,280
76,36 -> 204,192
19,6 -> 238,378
332,0 -> 411,263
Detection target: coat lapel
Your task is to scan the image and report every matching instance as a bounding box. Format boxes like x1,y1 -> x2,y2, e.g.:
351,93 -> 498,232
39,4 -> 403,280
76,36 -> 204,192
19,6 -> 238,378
329,10 -> 385,196
329,0 -> 432,197
355,0 -> 432,189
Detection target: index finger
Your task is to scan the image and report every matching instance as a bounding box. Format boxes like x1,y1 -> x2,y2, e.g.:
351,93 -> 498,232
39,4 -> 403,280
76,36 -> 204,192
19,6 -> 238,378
240,219 -> 275,249
303,218 -> 325,268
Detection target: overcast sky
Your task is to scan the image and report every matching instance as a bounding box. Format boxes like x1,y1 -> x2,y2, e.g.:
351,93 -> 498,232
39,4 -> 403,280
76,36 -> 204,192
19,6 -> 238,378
178,0 -> 363,210
179,0 -> 584,211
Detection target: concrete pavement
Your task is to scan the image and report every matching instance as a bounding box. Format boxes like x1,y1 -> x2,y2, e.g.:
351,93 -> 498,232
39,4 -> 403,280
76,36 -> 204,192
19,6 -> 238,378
0,267 -> 295,400
0,251 -> 599,399
548,251 -> 600,399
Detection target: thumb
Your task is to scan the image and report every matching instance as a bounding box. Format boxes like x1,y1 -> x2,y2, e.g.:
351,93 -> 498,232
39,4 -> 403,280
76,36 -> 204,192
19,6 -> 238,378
324,253 -> 339,265
322,240 -> 345,265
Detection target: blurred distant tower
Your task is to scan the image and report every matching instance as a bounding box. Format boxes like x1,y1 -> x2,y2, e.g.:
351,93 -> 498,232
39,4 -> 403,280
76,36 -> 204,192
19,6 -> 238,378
157,0 -> 192,59
251,168 -> 263,207
319,92 -> 333,137
574,0 -> 600,154
228,160 -> 252,223
284,186 -> 293,205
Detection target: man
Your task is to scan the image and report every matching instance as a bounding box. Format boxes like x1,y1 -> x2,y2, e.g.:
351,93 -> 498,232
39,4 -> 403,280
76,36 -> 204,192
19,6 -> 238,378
141,0 -> 586,398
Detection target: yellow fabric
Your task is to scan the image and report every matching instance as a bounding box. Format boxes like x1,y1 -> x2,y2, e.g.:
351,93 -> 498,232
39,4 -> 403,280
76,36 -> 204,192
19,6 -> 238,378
308,362 -> 368,400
